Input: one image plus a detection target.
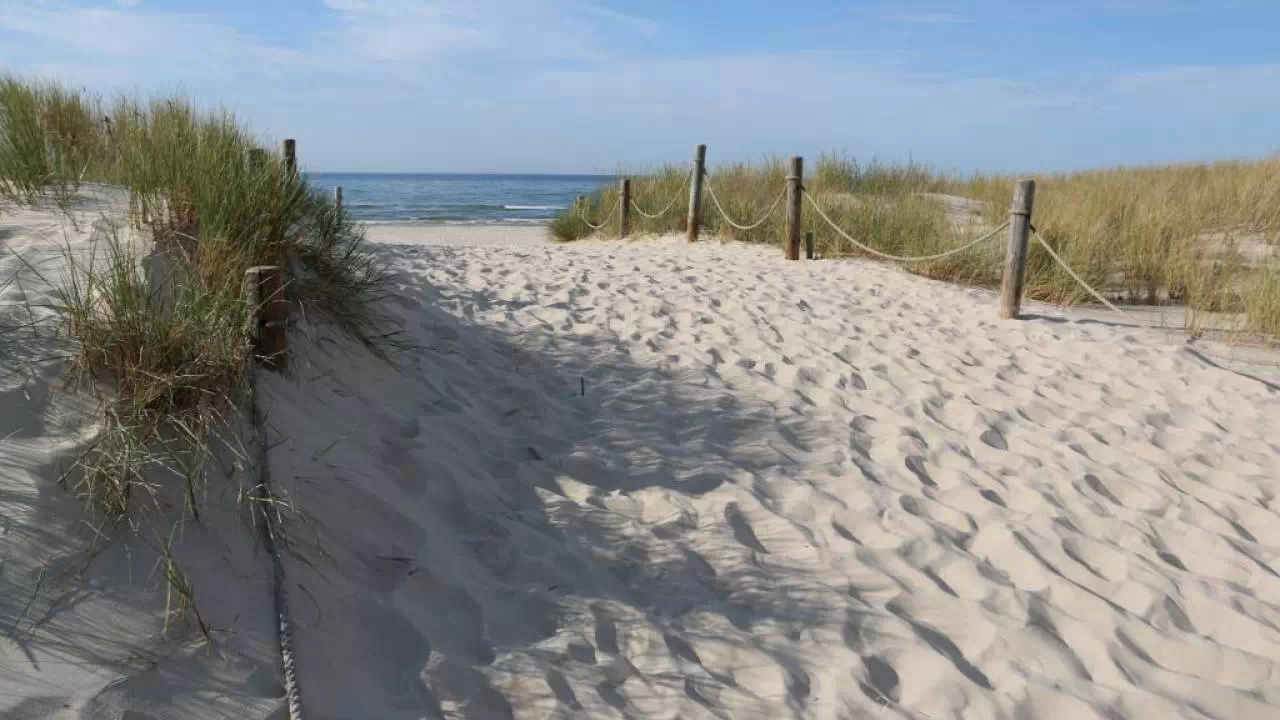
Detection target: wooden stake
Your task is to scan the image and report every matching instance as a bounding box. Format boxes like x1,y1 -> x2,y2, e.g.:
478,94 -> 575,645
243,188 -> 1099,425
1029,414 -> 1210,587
334,186 -> 343,214
575,195 -> 585,213
785,156 -> 804,261
687,143 -> 707,242
805,231 -> 815,260
282,139 -> 296,176
620,178 -> 631,238
244,266 -> 288,372
1000,179 -> 1036,320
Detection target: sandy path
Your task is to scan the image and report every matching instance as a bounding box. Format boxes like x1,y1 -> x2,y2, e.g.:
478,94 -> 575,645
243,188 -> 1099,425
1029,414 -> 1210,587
262,234 -> 1280,719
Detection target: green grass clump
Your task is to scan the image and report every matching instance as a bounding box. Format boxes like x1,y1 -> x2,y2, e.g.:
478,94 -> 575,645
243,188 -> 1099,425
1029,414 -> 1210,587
2,73 -> 385,520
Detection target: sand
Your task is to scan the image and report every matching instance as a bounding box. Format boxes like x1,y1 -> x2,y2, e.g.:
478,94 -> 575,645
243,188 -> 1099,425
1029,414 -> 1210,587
5,214 -> 1280,719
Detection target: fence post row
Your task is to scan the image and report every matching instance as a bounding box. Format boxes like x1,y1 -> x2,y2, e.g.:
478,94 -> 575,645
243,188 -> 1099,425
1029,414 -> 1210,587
620,178 -> 631,238
1000,179 -> 1036,320
282,138 -> 297,176
687,143 -> 707,243
785,156 -> 804,261
244,266 -> 288,372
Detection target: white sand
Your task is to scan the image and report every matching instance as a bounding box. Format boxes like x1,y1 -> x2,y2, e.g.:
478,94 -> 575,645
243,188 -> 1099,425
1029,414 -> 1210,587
5,215 -> 1280,719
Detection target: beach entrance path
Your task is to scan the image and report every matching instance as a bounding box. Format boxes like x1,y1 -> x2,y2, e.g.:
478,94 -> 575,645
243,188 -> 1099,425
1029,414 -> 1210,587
258,234 -> 1280,719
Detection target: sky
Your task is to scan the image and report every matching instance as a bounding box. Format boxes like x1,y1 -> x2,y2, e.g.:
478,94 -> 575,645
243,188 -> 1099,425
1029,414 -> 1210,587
2,1 -> 1278,174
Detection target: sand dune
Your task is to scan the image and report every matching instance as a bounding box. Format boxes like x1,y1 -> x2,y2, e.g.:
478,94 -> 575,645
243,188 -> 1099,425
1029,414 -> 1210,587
5,210 -> 1280,719
2,197 -> 281,720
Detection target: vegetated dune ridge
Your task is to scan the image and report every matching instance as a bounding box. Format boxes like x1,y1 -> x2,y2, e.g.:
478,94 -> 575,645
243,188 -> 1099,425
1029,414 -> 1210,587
259,232 -> 1280,719
1,193 -> 282,720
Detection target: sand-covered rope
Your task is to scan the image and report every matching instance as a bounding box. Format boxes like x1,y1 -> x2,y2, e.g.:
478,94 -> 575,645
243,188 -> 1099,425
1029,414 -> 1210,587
250,368 -> 305,720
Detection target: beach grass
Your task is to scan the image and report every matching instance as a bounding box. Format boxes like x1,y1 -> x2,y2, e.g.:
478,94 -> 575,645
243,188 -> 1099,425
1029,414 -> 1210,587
557,153 -> 1280,341
2,73 -> 385,519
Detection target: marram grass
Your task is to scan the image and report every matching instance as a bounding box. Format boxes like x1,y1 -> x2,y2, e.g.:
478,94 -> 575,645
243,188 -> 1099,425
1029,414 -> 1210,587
1,73 -> 388,521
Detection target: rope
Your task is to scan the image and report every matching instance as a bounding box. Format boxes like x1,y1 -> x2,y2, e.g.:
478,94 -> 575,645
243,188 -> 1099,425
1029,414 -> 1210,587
705,179 -> 787,231
629,169 -> 692,219
250,367 -> 305,720
808,191 -> 1010,262
1031,228 -> 1133,320
579,201 -> 618,230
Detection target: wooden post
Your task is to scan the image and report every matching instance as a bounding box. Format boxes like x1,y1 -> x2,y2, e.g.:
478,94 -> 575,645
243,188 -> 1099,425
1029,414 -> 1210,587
334,186 -> 343,214
575,195 -> 585,214
687,143 -> 707,242
620,178 -> 631,238
282,139 -> 296,176
1000,179 -> 1036,320
805,231 -> 815,260
785,156 -> 804,261
244,266 -> 288,372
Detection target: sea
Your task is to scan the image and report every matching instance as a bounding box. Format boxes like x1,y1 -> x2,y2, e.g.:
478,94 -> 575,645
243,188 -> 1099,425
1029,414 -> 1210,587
306,173 -> 613,225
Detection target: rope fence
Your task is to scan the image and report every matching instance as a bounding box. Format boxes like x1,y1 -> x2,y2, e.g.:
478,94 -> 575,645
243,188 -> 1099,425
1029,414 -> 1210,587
807,192 -> 1011,263
629,169 -> 691,219
580,201 -> 619,231
705,177 -> 787,231
573,144 -> 1232,326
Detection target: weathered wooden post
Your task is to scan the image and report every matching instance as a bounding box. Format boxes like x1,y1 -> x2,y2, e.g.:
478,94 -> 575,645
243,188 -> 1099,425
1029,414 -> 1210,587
1000,179 -> 1036,319
687,143 -> 707,242
785,156 -> 804,261
282,139 -> 297,176
334,186 -> 343,214
620,178 -> 631,238
805,231 -> 815,260
575,195 -> 585,214
244,266 -> 288,372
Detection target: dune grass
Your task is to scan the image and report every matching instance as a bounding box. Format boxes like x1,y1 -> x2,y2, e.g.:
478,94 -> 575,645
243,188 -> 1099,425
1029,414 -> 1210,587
1,73 -> 386,520
557,152 -> 1280,341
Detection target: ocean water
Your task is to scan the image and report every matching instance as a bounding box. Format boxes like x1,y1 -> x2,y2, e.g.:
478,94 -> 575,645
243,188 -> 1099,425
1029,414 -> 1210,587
307,173 -> 612,225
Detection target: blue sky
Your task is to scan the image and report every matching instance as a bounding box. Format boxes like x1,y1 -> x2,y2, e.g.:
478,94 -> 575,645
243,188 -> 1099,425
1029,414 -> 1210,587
2,1 -> 1278,174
